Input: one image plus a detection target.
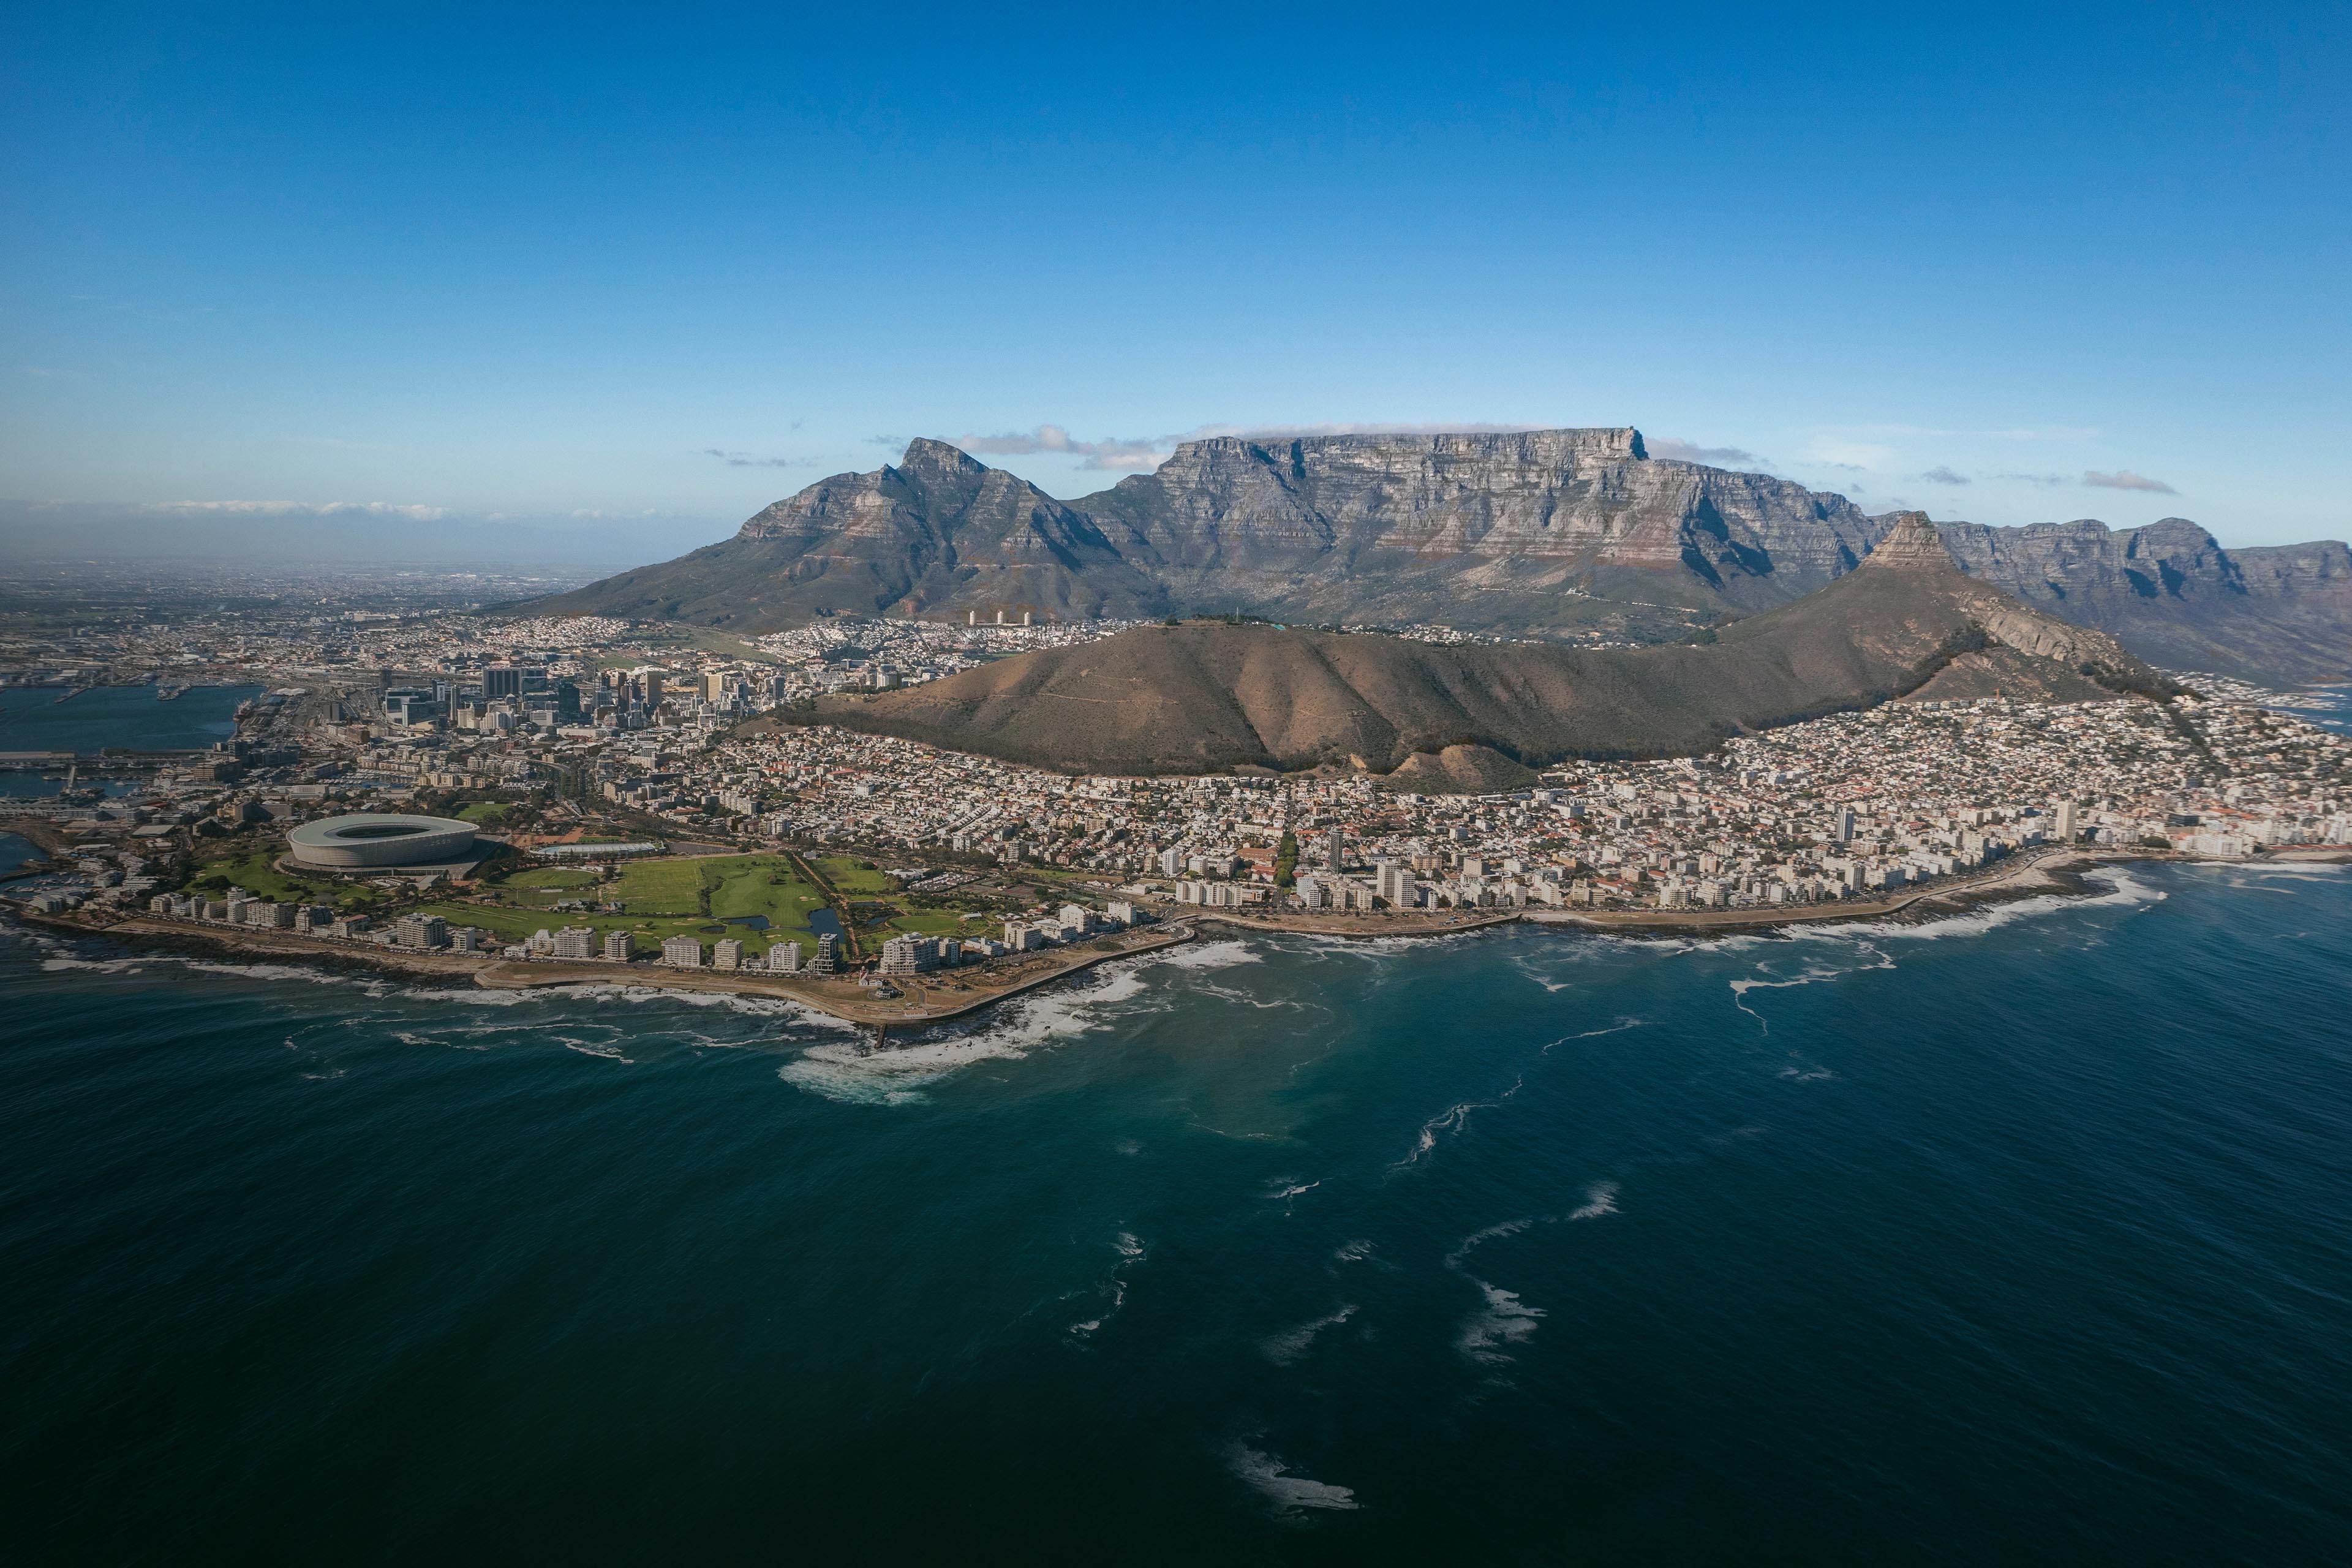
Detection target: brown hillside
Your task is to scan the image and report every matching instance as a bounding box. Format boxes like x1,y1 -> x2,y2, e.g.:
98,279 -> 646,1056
801,516 -> 2173,777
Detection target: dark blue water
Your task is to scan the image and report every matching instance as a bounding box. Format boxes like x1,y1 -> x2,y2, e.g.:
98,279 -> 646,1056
4,862 -> 2350,1564
0,832 -> 42,876
0,685 -> 257,755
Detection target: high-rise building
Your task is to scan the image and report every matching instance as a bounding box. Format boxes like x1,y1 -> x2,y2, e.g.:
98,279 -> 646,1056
2054,801 -> 2079,840
662,935 -> 703,968
1374,861 -> 1418,908
712,938 -> 744,970
811,933 -> 838,974
767,941 -> 802,973
1834,807 -> 1857,843
484,665 -> 526,701
603,930 -> 633,962
1325,826 -> 1345,871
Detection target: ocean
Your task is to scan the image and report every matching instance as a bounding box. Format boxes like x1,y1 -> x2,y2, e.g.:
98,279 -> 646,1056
4,862 -> 2350,1564
0,684 -> 258,760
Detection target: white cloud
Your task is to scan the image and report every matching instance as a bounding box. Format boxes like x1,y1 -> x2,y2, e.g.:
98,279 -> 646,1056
1648,437 -> 1766,467
950,425 -> 1169,471
941,420 -> 1559,473
2081,469 -> 2178,495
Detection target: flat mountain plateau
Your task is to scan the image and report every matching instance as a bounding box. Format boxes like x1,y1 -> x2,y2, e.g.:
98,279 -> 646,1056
531,429 -> 2349,685
785,516 -> 2175,777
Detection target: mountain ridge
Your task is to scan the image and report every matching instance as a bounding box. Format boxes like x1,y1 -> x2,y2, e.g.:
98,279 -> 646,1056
526,429 -> 2350,682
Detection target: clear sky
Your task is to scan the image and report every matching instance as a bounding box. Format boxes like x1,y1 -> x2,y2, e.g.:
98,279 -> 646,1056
3,2 -> 2345,562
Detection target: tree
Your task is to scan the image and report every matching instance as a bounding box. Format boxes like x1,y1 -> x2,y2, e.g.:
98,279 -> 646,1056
1273,831 -> 1299,889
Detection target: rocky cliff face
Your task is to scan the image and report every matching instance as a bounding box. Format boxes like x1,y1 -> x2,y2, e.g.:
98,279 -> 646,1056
527,430 -> 2349,682
1077,428 -> 1888,619
1937,517 -> 2352,682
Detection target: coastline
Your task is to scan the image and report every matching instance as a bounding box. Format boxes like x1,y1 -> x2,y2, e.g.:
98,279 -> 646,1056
18,909 -> 1195,1036
12,843 -> 2346,1034
1165,842 -> 2350,942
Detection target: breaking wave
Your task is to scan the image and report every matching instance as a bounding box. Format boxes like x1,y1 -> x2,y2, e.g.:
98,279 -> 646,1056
778,959 -> 1158,1106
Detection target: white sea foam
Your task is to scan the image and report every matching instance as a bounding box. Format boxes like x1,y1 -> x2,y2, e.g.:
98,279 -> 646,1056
1393,1101 -> 1478,1169
1224,1442 -> 1360,1514
561,1038 -> 634,1063
1332,1238 -> 1375,1265
39,954 -> 149,974
1456,1281 -> 1545,1365
1541,1017 -> 1646,1050
1789,865 -> 2167,945
1728,942 -> 1897,1030
1442,1188 -> 1616,1364
1261,1304 -> 1357,1366
1444,1216 -> 1536,1268
1568,1181 -> 1620,1221
1148,939 -> 1263,971
777,959 -> 1155,1106
1069,1230 -> 1147,1338
1188,979 -> 1314,1011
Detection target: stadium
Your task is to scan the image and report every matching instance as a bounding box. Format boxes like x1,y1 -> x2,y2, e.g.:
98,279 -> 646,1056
285,813 -> 478,869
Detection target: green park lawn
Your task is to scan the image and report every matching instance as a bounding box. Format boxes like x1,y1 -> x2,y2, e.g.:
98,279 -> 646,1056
191,849 -> 333,906
261,850 -> 1006,963
812,855 -> 897,895
410,853 -> 848,958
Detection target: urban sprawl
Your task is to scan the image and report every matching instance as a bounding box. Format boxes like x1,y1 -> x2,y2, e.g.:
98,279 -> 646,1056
6,600 -> 2349,987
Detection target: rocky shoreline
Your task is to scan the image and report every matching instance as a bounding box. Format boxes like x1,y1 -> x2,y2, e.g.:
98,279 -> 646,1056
17,909 -> 1195,1036
13,844 -> 2345,1036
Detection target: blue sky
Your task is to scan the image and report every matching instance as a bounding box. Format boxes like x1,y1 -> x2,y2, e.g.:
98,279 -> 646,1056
3,2 -> 2345,560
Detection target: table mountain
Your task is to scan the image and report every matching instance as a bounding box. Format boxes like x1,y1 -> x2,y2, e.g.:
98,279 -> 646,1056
526,430 -> 2348,682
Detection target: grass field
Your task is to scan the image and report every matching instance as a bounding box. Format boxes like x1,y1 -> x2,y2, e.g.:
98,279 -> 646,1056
813,855 -> 897,895
192,846 -> 1011,963
191,850 -> 336,906
421,853 -> 842,957
878,908 -> 977,939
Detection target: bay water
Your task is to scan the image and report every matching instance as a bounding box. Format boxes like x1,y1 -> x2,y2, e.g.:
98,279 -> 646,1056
4,862 -> 2349,1562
